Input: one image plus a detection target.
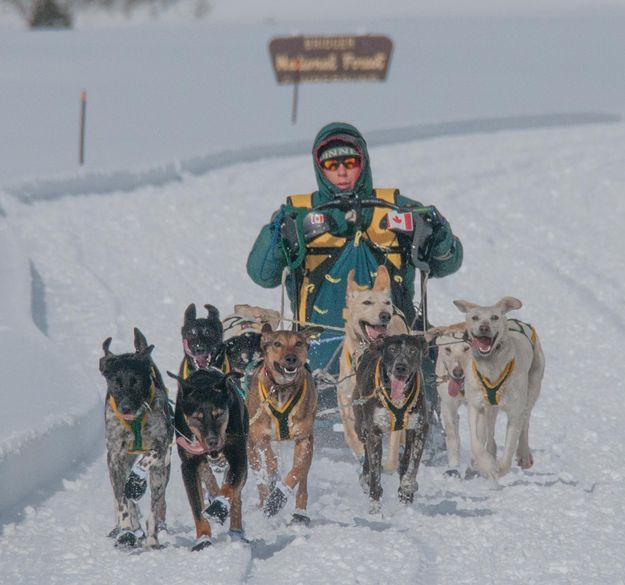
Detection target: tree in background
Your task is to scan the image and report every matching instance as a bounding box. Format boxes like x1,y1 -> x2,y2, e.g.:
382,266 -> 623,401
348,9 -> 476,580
8,0 -> 73,28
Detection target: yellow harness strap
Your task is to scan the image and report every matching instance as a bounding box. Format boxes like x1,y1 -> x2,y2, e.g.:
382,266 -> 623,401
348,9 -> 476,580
258,376 -> 308,441
108,382 -> 156,453
373,360 -> 421,431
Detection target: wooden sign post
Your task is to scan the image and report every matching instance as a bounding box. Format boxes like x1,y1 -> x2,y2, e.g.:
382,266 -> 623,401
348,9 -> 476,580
269,35 -> 394,124
79,90 -> 87,166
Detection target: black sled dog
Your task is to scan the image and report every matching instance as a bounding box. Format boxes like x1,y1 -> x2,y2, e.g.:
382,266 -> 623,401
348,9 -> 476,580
353,334 -> 429,513
168,368 -> 248,551
179,303 -> 226,377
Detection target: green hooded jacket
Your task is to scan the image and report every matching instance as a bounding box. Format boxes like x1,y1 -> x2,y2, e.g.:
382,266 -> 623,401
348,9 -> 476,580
247,121 -> 463,319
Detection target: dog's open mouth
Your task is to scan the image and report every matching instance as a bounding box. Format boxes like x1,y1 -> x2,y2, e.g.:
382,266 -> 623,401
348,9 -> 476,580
360,321 -> 387,341
390,375 -> 408,401
448,376 -> 464,397
192,354 -> 210,368
176,435 -> 208,455
471,333 -> 498,355
274,362 -> 300,381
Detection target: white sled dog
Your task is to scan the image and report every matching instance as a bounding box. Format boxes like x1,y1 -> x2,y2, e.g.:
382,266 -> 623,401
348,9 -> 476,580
427,323 -> 472,474
338,265 -> 407,471
453,297 -> 545,480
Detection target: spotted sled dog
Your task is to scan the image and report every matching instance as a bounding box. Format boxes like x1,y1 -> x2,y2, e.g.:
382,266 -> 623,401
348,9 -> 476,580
99,328 -> 173,548
353,334 -> 429,512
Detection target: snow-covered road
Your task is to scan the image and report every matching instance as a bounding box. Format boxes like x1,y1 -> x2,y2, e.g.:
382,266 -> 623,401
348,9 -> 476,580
2,122 -> 625,583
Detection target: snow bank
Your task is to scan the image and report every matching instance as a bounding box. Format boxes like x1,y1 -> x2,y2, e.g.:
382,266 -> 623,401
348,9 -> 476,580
0,208 -> 102,518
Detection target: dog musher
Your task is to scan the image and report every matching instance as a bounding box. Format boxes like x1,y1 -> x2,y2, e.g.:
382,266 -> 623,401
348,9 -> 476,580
246,122 -> 463,444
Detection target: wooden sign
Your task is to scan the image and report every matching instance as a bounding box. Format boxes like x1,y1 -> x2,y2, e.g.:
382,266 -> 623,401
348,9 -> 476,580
269,35 -> 393,84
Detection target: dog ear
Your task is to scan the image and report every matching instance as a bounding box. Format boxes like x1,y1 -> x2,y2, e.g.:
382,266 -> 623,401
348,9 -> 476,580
496,296 -> 523,313
133,327 -> 149,353
102,337 -> 113,356
260,323 -> 274,349
346,269 -> 358,294
99,337 -> 113,373
453,299 -> 478,314
372,265 -> 390,292
204,304 -> 221,322
414,333 -> 430,357
184,303 -> 196,325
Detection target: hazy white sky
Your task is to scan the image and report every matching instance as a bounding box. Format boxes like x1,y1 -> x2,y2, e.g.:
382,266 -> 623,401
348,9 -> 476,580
211,0 -> 624,21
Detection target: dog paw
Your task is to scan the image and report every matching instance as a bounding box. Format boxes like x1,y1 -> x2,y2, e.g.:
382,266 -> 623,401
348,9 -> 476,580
263,481 -> 292,517
516,452 -> 534,469
227,529 -> 250,543
107,526 -> 120,539
191,536 -> 213,552
124,470 -> 148,502
203,496 -> 230,525
289,512 -> 311,527
444,468 -> 461,479
464,466 -> 480,480
398,489 -> 414,504
115,528 -> 144,548
368,499 -> 382,515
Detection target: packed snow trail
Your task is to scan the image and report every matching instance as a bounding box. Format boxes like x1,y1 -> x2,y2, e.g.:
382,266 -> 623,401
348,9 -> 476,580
2,124 -> 625,584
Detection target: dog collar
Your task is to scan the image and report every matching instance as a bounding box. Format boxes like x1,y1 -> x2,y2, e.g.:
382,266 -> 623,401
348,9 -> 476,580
472,358 -> 516,406
374,360 -> 421,432
108,381 -> 156,453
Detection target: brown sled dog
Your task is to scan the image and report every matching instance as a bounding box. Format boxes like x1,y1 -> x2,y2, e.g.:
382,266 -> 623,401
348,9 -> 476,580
338,265 -> 408,471
247,324 -> 320,525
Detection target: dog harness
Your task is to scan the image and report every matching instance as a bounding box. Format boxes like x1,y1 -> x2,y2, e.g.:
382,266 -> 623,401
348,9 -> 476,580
508,319 -> 538,349
257,376 -> 308,440
373,360 -> 421,431
108,370 -> 158,453
472,358 -> 516,406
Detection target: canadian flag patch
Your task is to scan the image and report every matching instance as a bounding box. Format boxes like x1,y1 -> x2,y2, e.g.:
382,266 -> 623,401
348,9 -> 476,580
386,211 -> 413,233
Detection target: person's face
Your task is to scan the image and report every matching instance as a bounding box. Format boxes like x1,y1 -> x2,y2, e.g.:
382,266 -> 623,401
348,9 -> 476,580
320,156 -> 362,192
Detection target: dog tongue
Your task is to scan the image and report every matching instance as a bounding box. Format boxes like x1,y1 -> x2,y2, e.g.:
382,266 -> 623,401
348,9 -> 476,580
390,376 -> 407,401
176,436 -> 207,455
448,378 -> 463,397
365,324 -> 386,340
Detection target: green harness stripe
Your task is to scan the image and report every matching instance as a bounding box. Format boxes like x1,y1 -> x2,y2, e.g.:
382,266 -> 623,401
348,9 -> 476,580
108,374 -> 157,453
472,358 -> 515,406
374,361 -> 421,431
259,377 -> 307,440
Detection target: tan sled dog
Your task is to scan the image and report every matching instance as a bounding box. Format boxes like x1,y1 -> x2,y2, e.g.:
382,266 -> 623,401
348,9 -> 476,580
453,297 -> 545,480
247,324 -> 320,525
338,265 -> 407,470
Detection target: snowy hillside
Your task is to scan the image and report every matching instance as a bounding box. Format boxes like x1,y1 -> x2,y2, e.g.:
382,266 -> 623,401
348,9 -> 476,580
1,3 -> 625,583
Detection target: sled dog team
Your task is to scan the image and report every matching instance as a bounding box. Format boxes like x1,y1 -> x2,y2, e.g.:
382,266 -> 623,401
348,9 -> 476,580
99,267 -> 545,550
